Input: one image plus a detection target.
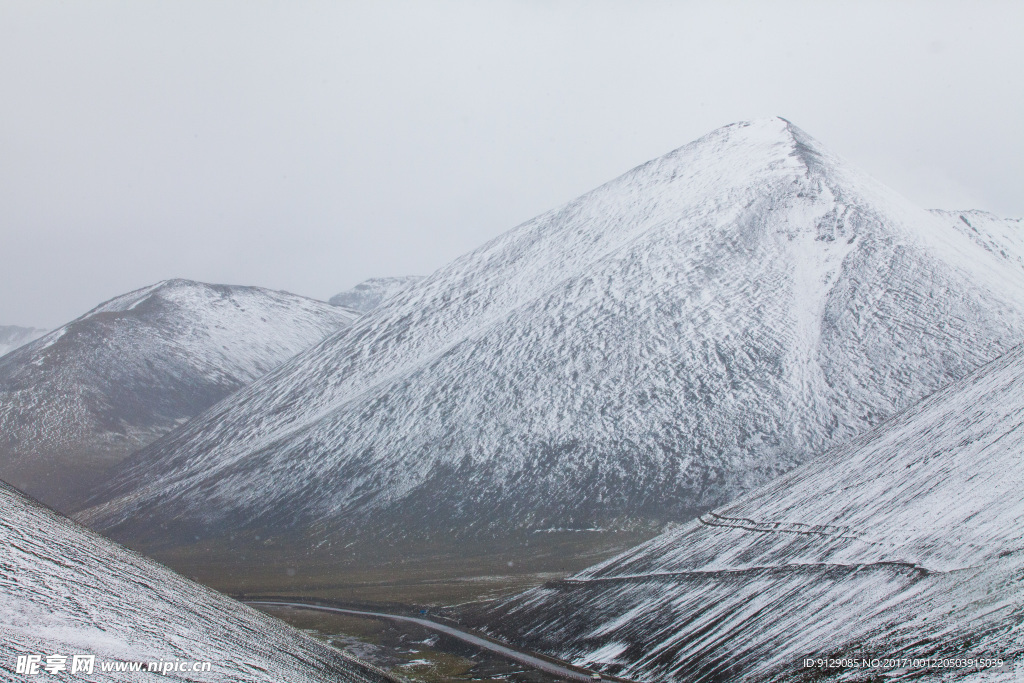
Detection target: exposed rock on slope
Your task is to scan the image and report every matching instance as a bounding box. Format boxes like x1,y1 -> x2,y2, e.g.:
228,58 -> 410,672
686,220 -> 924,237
86,119 -> 1024,580
329,276 -> 424,313
0,481 -> 390,683
0,279 -> 356,511
482,344 -> 1024,682
0,325 -> 46,358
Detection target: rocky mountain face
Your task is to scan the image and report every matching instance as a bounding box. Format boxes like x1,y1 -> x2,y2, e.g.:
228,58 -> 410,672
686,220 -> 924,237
482,343 -> 1024,683
329,276 -> 424,313
0,481 -> 390,683
83,119 -> 1024,584
0,279 -> 356,512
0,325 -> 47,358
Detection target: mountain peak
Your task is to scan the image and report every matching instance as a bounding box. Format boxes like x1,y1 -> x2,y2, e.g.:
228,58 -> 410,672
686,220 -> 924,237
87,279 -> 276,316
680,116 -> 810,154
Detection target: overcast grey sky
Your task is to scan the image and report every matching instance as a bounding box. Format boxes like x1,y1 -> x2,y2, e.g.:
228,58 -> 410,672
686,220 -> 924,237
2,1 -> 1022,327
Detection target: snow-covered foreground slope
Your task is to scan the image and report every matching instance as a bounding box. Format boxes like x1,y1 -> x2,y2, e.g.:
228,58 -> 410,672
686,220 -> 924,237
0,481 -> 391,683
483,344 -> 1024,682
85,119 -> 1024,579
329,276 -> 423,313
0,326 -> 46,358
0,279 -> 356,512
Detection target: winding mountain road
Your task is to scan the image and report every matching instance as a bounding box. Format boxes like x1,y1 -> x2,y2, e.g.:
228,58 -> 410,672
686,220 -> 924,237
246,600 -> 619,682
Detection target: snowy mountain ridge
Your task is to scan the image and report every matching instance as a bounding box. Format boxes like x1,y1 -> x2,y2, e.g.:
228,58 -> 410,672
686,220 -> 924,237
0,278 -> 356,512
83,119 -> 1024,581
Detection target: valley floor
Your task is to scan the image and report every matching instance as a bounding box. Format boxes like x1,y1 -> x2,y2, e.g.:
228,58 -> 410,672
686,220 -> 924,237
252,601 -> 597,683
138,528 -> 658,606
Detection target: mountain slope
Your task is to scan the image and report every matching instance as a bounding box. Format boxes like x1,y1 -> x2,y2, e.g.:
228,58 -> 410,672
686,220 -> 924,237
481,343 -> 1024,683
0,481 -> 391,683
0,325 -> 47,358
330,276 -> 424,313
85,118 -> 1024,583
0,279 -> 356,511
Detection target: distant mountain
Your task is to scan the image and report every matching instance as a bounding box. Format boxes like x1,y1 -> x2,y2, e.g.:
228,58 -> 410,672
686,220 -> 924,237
329,276 -> 424,313
0,325 -> 46,358
84,119 -> 1024,588
0,480 -> 390,683
483,344 -> 1024,682
932,208 -> 1024,269
0,279 -> 356,512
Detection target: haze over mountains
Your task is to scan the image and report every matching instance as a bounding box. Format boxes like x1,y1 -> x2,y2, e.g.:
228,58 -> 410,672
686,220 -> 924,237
329,276 -> 424,313
0,325 -> 47,358
484,343 -> 1024,682
81,118 -> 1024,588
0,481 -> 389,683
0,279 -> 356,511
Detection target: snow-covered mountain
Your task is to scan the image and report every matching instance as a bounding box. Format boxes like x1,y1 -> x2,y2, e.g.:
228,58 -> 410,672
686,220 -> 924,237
0,325 -> 46,358
329,276 -> 424,313
84,119 -> 1024,580
482,343 -> 1024,683
0,279 -> 356,512
0,481 -> 392,683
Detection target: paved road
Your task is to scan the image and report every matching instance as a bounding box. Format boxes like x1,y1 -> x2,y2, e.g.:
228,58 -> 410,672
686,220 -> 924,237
247,600 -> 605,682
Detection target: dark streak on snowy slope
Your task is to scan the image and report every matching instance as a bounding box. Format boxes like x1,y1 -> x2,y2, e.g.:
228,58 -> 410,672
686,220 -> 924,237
0,279 -> 357,512
85,119 -> 1024,581
0,481 -> 392,683
482,345 -> 1024,683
